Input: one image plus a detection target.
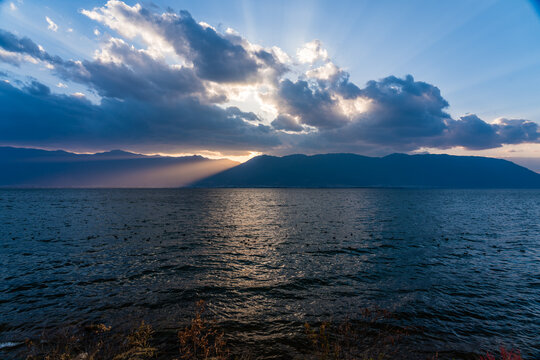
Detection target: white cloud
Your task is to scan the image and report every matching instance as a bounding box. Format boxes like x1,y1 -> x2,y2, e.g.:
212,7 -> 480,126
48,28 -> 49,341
94,29 -> 100,36
0,48 -> 38,65
225,27 -> 239,35
9,2 -> 17,11
81,1 -> 175,58
271,46 -> 291,64
46,16 -> 58,32
67,28 -> 74,33
297,40 -> 328,64
198,21 -> 216,30
306,62 -> 339,80
72,92 -> 85,98
56,82 -> 68,88
80,1 -> 288,86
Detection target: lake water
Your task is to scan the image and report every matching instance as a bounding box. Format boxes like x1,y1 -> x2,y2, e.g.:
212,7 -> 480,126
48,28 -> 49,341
0,189 -> 539,359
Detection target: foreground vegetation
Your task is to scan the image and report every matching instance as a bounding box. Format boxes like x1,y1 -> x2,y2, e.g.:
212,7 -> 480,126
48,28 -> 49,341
21,301 -> 523,360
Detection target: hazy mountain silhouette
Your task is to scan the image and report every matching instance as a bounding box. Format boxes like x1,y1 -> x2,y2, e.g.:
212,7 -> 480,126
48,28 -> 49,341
2,148 -> 540,188
0,147 -> 237,187
193,153 -> 540,188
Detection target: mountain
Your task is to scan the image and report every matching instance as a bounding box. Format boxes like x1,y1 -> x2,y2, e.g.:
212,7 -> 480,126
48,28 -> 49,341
0,147 -> 238,187
505,157 -> 540,174
3,148 -> 539,188
193,153 -> 540,188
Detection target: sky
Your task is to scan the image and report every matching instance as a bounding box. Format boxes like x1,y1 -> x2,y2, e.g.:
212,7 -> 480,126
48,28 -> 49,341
0,0 -> 540,164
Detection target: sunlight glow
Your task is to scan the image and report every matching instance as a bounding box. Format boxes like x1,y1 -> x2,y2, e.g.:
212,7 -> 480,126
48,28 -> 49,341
104,159 -> 238,187
337,96 -> 371,119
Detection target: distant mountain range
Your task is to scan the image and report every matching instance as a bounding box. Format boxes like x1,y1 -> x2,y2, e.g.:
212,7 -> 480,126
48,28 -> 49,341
1,147 -> 539,188
193,153 -> 540,188
0,147 -> 237,187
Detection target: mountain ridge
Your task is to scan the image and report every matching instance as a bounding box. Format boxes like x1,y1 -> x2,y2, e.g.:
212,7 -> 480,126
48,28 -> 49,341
2,147 -> 540,188
193,152 -> 540,188
0,146 -> 238,188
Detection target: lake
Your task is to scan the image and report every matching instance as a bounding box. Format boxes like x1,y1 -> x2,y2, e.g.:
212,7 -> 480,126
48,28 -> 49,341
0,189 -> 539,359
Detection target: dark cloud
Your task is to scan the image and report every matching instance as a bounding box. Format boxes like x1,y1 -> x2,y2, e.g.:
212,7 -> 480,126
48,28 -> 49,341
271,114 -> 304,132
495,119 -> 540,144
276,79 -> 348,129
354,75 -> 451,145
0,25 -> 280,154
272,68 -> 362,130
254,49 -> 289,76
56,39 -> 206,101
164,10 -> 260,83
0,81 -> 97,144
443,115 -> 499,150
438,116 -> 540,150
278,75 -> 539,154
0,29 -> 63,65
0,30 -> 208,102
24,80 -> 51,96
0,29 -> 42,57
0,80 -> 280,153
333,72 -> 361,99
226,107 -> 259,121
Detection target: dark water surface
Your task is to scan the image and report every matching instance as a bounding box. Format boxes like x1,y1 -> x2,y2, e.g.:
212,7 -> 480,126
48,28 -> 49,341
0,189 -> 539,359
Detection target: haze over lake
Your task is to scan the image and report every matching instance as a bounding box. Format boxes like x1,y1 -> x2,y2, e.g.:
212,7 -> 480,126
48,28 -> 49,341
1,189 -> 539,359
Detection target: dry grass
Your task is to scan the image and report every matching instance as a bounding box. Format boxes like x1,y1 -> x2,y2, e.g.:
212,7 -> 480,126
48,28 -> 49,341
20,302 -> 524,360
479,348 -> 523,360
177,300 -> 229,360
112,322 -> 156,360
303,307 -> 411,360
24,321 -> 156,360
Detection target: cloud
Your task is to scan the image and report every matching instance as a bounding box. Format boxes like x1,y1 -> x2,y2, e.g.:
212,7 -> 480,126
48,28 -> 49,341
0,25 -> 281,154
270,67 -> 363,130
81,1 -> 285,84
279,75 -> 540,154
55,37 -> 207,101
0,80 -> 280,154
437,116 -> 540,150
46,16 -> 58,32
164,10 -> 260,82
494,118 -> 540,144
274,79 -> 349,129
0,48 -> 28,66
0,29 -> 41,57
24,80 -> 51,96
297,40 -> 328,64
0,29 -> 63,65
353,75 -> 451,145
306,62 -> 339,80
271,114 -> 304,132
0,1 -> 538,157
